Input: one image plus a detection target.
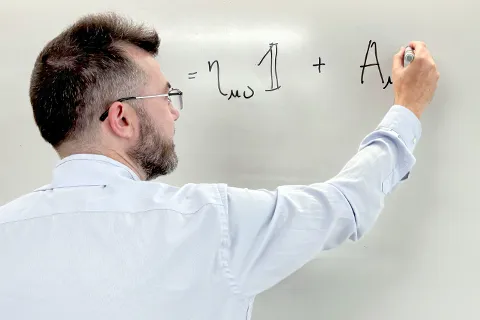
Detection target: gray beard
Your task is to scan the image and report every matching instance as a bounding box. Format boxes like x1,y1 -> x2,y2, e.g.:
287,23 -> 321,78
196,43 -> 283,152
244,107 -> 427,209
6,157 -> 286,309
127,109 -> 178,180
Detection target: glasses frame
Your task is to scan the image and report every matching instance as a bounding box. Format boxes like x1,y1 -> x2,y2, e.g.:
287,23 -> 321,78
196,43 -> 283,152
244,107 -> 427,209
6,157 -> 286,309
99,88 -> 183,121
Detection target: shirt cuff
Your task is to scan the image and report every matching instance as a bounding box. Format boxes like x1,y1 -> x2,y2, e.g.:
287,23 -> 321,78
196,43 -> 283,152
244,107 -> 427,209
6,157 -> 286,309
376,105 -> 422,152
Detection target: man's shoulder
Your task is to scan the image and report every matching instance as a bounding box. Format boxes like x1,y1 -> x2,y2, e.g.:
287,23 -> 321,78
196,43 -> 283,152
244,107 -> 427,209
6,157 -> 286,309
137,180 -> 228,203
106,179 -> 230,215
0,181 -> 230,224
0,189 -> 45,224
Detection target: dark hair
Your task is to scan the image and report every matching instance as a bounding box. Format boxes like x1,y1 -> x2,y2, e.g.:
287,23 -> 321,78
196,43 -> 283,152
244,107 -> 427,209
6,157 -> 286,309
29,12 -> 160,148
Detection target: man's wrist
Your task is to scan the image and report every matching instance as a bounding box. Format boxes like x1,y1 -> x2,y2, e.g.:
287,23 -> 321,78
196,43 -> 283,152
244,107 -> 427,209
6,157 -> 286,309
376,105 -> 423,152
394,100 -> 423,120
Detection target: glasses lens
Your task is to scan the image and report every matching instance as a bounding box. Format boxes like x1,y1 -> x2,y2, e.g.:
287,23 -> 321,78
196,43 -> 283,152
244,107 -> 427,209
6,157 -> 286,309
170,90 -> 183,111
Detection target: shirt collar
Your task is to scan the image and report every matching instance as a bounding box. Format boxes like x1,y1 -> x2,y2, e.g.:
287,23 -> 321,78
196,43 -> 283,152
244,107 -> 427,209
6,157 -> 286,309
39,154 -> 141,190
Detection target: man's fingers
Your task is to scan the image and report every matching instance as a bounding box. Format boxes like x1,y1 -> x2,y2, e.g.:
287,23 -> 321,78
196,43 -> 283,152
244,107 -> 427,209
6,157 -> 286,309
408,41 -> 433,59
408,41 -> 426,50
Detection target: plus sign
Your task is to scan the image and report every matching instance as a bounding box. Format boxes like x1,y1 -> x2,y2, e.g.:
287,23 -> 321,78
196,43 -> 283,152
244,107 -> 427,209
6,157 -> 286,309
313,57 -> 325,73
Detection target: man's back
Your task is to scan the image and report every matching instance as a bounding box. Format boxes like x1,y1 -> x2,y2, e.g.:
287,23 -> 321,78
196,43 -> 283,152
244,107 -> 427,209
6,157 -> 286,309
0,155 -> 254,320
1,104 -> 430,319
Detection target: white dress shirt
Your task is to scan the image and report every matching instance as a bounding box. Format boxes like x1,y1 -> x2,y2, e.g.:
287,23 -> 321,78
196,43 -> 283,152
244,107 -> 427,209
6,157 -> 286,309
0,105 -> 421,320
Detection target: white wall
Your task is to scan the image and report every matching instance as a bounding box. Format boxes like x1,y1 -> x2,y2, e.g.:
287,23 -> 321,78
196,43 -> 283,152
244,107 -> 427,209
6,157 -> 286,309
1,0 -> 479,319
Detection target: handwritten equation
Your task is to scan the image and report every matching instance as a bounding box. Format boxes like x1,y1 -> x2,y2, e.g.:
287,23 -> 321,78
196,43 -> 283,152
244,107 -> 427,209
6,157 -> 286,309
189,40 -> 393,100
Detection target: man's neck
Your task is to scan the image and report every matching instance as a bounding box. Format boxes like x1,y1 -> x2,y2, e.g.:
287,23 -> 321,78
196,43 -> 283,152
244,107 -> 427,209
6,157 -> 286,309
101,150 -> 147,181
57,145 -> 147,181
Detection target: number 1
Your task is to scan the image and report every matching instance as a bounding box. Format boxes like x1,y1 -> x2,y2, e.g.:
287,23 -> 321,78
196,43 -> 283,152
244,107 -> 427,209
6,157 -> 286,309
258,43 -> 281,91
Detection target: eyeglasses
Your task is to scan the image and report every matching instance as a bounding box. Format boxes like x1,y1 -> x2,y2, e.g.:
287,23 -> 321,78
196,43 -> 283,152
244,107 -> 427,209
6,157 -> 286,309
99,88 -> 183,121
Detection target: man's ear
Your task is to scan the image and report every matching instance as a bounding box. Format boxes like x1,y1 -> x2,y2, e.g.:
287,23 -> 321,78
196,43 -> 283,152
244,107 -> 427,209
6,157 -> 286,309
106,102 -> 135,139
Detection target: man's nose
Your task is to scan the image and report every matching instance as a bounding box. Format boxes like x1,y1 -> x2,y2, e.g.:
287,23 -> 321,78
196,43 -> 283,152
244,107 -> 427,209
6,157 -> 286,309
172,108 -> 180,121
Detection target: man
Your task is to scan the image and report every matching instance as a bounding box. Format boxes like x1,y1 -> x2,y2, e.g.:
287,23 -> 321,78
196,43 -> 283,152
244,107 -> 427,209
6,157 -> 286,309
0,12 -> 439,320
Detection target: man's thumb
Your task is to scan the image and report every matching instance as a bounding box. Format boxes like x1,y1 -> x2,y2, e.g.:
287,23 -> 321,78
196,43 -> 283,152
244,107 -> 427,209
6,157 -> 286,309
393,46 -> 406,71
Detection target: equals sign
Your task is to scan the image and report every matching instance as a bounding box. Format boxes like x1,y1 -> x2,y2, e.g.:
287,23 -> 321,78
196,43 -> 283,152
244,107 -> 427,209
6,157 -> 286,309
188,72 -> 197,79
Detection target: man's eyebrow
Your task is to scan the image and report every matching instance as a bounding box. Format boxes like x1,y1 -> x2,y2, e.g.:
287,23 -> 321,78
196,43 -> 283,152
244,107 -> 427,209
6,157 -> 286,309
166,82 -> 171,90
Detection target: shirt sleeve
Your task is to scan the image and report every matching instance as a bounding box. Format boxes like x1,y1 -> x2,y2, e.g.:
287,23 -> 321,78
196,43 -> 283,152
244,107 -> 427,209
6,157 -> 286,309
218,105 -> 422,297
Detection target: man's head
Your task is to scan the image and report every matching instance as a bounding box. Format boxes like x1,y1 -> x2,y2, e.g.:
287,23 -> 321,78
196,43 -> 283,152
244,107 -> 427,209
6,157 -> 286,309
29,12 -> 180,180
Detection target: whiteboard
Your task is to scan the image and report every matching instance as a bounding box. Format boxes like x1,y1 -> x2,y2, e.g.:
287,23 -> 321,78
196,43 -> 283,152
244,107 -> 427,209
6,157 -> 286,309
1,0 -> 479,319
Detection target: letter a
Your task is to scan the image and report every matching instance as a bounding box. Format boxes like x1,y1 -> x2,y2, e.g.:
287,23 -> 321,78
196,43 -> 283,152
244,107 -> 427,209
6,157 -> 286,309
360,40 -> 386,84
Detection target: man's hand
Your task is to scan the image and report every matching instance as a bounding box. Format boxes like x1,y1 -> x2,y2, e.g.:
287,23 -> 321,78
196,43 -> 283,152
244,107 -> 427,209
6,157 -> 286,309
392,41 -> 440,119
